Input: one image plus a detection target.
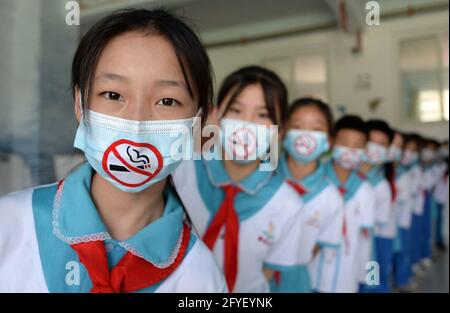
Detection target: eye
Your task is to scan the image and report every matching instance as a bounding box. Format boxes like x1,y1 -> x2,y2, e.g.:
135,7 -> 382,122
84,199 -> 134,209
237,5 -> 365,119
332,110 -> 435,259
101,91 -> 124,101
258,112 -> 270,119
156,98 -> 181,107
228,106 -> 241,114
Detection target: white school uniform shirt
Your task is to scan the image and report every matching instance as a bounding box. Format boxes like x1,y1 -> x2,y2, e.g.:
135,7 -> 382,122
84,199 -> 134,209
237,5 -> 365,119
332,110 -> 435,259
0,163 -> 227,293
365,167 -> 395,239
434,163 -> 449,206
172,159 -> 303,293
324,162 -> 376,293
421,165 -> 434,191
430,162 -> 446,187
395,165 -> 414,229
413,165 -> 426,216
278,157 -> 344,292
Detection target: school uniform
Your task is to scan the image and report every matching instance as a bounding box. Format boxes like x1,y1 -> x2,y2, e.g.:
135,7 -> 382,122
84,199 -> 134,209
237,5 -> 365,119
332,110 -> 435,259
433,162 -> 449,247
172,158 -> 304,293
0,163 -> 227,293
410,164 -> 425,266
420,163 -> 441,260
365,167 -> 394,292
323,162 -> 376,293
269,156 -> 344,293
393,165 -> 413,288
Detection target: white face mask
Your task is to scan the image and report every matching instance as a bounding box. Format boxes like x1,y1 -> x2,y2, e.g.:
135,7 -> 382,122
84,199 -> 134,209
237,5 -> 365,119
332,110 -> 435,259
365,142 -> 388,165
332,145 -> 366,170
421,148 -> 436,163
74,96 -> 199,193
387,145 -> 402,162
439,145 -> 449,158
401,150 -> 419,166
283,130 -> 329,163
220,118 -> 272,164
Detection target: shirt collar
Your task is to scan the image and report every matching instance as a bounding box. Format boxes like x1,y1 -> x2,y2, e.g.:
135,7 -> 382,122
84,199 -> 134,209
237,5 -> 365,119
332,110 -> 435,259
324,161 -> 363,202
365,166 -> 384,186
203,158 -> 275,195
279,155 -> 329,200
53,163 -> 186,268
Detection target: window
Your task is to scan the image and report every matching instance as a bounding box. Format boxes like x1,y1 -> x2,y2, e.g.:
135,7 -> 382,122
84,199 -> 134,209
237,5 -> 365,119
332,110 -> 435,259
263,52 -> 328,102
399,33 -> 449,122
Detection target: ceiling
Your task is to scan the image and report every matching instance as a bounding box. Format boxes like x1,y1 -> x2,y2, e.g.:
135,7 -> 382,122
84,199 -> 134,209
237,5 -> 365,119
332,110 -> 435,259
79,0 -> 449,46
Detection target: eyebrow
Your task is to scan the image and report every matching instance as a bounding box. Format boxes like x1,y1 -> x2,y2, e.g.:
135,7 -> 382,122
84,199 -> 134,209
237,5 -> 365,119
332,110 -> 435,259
232,99 -> 267,109
95,72 -> 192,98
95,72 -> 129,83
155,79 -> 191,96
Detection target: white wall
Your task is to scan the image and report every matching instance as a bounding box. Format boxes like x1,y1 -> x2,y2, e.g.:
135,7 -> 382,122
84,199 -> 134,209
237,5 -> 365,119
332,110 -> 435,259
207,10 -> 449,139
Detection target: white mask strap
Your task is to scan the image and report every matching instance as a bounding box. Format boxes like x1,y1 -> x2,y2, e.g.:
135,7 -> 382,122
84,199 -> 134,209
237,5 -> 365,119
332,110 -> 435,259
192,107 -> 203,127
78,90 -> 84,114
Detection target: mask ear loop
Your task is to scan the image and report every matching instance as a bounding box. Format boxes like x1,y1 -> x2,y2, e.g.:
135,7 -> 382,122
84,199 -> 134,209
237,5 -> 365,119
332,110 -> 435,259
78,90 -> 84,115
191,108 -> 203,158
192,107 -> 203,126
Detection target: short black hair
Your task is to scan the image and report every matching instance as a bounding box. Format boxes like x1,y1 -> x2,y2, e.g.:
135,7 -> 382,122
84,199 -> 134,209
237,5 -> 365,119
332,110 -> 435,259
333,115 -> 368,139
217,65 -> 288,125
71,9 -> 213,123
424,138 -> 440,149
285,97 -> 334,135
403,133 -> 423,150
391,128 -> 404,140
366,119 -> 394,144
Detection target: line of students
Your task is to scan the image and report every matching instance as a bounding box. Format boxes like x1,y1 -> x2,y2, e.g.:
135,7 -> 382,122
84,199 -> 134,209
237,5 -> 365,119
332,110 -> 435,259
0,9 -> 448,293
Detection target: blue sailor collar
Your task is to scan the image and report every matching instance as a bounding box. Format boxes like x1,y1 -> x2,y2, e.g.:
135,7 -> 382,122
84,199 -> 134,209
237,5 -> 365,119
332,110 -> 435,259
279,155 -> 330,203
202,158 -> 275,195
324,161 -> 364,202
396,164 -> 409,178
365,166 -> 385,187
52,163 -> 186,268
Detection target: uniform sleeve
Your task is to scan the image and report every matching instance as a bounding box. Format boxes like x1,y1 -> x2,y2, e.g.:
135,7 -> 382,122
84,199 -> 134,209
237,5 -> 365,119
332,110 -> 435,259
422,168 -> 435,191
434,176 -> 449,205
360,182 -> 376,229
156,239 -> 228,293
263,185 -> 303,270
0,188 -> 49,292
317,187 -> 344,248
395,173 -> 413,227
375,182 -> 392,226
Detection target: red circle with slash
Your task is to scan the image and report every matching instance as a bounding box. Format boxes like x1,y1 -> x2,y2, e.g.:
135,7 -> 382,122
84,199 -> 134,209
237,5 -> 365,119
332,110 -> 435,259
294,133 -> 317,156
102,139 -> 163,187
229,127 -> 256,159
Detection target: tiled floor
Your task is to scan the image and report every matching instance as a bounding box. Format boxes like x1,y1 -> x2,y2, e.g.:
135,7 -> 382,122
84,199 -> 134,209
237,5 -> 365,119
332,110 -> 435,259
415,250 -> 449,293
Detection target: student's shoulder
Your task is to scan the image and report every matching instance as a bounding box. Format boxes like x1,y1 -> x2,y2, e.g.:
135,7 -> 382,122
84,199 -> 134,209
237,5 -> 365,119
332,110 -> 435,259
353,178 -> 375,201
270,180 -> 303,214
320,179 -> 345,207
0,183 -> 57,227
164,234 -> 228,292
377,178 -> 391,193
359,178 -> 374,191
0,187 -> 35,216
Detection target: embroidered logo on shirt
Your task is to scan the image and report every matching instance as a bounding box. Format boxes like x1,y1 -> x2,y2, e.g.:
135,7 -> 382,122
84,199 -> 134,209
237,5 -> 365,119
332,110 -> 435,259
258,222 -> 275,245
306,210 -> 321,228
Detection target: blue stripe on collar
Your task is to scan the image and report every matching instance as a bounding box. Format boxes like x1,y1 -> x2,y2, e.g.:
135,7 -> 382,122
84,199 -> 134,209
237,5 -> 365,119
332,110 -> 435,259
279,156 -> 330,203
195,159 -> 285,221
202,158 -> 275,195
365,166 -> 385,186
53,162 -> 187,269
324,161 -> 364,202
